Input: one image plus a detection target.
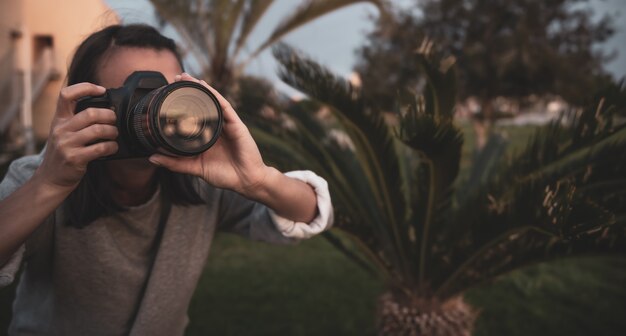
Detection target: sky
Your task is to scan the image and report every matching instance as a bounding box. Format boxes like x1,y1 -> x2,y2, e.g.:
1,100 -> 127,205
105,0 -> 626,96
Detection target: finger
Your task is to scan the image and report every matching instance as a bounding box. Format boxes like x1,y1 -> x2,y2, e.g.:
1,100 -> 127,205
70,124 -> 118,146
75,141 -> 119,163
178,73 -> 241,123
195,84 -> 241,124
204,83 -> 241,124
179,72 -> 200,83
57,83 -> 106,118
66,108 -> 116,131
149,154 -> 196,174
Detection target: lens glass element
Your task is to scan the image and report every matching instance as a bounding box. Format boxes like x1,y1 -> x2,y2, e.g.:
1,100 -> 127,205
157,86 -> 221,154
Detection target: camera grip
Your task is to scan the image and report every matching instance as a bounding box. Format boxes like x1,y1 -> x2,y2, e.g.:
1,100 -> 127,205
75,94 -> 112,113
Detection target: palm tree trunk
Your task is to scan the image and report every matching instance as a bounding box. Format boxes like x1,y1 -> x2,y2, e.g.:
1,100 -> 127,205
376,291 -> 477,336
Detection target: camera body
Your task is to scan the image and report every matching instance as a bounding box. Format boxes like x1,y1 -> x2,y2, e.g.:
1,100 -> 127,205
76,71 -> 166,159
75,71 -> 223,160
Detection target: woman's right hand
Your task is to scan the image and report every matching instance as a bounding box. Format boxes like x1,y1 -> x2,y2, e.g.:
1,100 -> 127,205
34,83 -> 119,191
0,83 -> 119,265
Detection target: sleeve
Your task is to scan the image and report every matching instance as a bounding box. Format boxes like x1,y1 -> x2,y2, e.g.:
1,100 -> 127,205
0,153 -> 44,287
0,245 -> 24,287
268,170 -> 334,239
217,170 -> 333,243
0,154 -> 42,200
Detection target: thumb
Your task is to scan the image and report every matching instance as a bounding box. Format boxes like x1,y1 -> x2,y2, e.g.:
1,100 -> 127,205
149,154 -> 175,167
149,154 -> 193,174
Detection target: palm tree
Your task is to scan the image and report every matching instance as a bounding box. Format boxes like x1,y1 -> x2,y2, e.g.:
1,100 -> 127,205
149,0 -> 387,95
251,44 -> 626,335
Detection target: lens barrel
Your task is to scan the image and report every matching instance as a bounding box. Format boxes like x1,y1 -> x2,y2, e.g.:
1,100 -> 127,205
129,81 -> 223,156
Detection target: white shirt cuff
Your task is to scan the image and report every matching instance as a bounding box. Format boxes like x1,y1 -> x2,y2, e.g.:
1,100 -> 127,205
269,170 -> 334,239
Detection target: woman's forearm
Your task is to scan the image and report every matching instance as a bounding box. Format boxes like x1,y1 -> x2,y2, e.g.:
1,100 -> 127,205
0,173 -> 72,266
245,167 -> 318,223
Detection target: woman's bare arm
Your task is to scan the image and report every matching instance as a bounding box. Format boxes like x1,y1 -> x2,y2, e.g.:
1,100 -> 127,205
0,176 -> 73,265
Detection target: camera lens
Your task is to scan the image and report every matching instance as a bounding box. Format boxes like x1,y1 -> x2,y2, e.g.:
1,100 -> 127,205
130,82 -> 223,156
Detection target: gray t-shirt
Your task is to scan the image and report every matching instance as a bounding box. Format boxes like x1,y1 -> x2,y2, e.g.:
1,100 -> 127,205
0,154 -> 301,335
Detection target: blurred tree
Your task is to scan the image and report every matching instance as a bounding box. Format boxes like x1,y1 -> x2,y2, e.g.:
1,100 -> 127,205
149,0 -> 387,96
233,75 -> 278,116
419,0 -> 614,103
232,74 -> 295,136
355,0 -> 616,147
258,44 -> 626,335
354,13 -> 426,110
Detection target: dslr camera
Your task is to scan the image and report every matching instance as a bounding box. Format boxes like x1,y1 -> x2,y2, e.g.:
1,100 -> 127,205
75,71 -> 223,160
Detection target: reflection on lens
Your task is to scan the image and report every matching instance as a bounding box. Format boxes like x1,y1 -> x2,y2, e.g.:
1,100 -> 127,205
203,128 -> 213,140
178,116 -> 200,136
158,84 -> 222,155
129,81 -> 223,156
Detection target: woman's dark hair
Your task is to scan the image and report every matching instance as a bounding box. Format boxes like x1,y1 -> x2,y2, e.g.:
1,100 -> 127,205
65,24 -> 204,227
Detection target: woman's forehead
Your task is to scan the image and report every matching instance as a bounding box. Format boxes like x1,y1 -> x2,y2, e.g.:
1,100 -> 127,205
97,47 -> 182,88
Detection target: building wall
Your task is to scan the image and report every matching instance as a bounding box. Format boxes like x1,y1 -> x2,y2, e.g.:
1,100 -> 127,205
0,0 -> 119,141
0,1 -> 22,98
22,0 -> 119,78
0,1 -> 20,55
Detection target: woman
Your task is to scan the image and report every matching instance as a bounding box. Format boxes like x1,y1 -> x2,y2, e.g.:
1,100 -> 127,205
0,24 -> 332,335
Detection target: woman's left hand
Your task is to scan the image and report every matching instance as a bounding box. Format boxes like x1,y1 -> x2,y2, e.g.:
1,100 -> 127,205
148,73 -> 269,197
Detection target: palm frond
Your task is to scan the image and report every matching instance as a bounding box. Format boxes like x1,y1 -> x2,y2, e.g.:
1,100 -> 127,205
274,45 -> 403,218
415,52 -> 457,121
588,78 -> 626,116
232,0 -> 275,59
321,231 -> 380,277
150,0 -> 216,69
249,101 -> 387,270
260,32 -> 626,307
246,0 -> 388,62
394,52 -> 462,288
214,0 -> 246,60
274,43 -> 420,284
397,94 -> 463,194
438,192 -> 625,298
433,100 -> 626,299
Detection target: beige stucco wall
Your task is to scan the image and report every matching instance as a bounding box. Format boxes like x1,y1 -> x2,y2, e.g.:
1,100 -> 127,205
22,0 -> 119,79
1,0 -> 119,140
0,1 -> 22,110
27,0 -> 119,140
0,1 -> 22,59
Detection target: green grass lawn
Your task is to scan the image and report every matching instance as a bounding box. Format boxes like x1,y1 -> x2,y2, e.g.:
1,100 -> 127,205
186,233 -> 382,335
184,234 -> 626,336
2,232 -> 625,335
467,256 -> 626,336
